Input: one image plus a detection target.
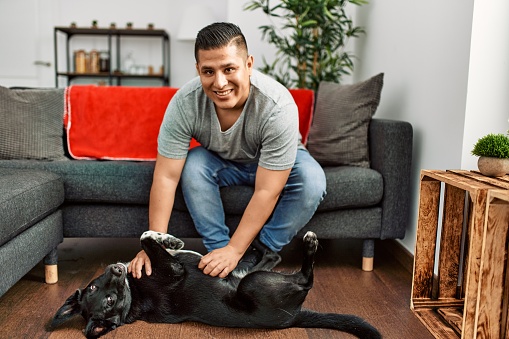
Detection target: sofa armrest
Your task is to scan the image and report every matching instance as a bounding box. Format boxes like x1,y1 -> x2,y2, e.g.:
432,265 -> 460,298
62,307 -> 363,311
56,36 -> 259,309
369,118 -> 413,239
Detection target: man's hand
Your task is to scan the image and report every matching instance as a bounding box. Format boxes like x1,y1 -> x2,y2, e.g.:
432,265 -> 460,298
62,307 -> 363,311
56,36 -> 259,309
129,250 -> 152,279
198,245 -> 244,278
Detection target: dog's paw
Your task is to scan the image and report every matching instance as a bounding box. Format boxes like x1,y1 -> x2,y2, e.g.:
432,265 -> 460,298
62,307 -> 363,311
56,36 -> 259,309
141,231 -> 185,250
303,231 -> 318,254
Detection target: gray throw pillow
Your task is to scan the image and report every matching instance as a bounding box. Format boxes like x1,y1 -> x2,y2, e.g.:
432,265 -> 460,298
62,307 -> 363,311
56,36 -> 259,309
306,73 -> 384,168
0,86 -> 66,160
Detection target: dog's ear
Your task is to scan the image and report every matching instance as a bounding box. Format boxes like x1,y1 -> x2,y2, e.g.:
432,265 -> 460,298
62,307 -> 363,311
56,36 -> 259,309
50,289 -> 83,328
84,318 -> 118,339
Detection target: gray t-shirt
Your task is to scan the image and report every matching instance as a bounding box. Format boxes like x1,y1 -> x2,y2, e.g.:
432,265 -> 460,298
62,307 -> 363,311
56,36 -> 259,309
157,70 -> 301,170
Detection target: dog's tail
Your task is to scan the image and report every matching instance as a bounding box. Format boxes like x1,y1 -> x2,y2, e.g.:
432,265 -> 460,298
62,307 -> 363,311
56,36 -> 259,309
292,310 -> 381,339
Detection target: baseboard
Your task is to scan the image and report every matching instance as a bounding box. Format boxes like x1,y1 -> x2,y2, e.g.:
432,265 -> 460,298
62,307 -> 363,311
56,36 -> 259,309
380,239 -> 414,274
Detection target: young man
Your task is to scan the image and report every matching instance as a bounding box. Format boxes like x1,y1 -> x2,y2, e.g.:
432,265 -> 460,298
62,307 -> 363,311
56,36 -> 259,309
129,22 -> 326,279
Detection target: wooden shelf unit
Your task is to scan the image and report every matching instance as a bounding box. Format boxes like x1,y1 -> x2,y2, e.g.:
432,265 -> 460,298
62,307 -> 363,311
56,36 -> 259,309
54,26 -> 170,86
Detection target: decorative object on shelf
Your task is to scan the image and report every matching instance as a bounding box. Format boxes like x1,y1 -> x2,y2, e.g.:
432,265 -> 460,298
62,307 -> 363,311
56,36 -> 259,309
148,23 -> 154,30
89,50 -> 100,73
126,22 -> 133,29
110,22 -> 116,29
471,133 -> 509,177
70,22 -> 77,29
122,52 -> 135,74
91,20 -> 98,29
99,51 -> 110,72
244,0 -> 368,91
74,50 -> 86,73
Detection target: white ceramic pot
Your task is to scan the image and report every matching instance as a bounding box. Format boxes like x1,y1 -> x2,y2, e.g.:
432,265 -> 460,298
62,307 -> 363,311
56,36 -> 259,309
477,156 -> 509,177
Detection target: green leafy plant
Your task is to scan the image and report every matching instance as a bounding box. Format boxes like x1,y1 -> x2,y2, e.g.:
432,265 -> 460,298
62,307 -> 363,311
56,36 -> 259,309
244,0 -> 368,90
471,133 -> 509,158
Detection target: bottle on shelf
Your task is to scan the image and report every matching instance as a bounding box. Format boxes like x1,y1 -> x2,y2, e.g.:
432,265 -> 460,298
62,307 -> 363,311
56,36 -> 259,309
74,50 -> 86,73
123,52 -> 135,74
90,50 -> 100,73
99,51 -> 110,72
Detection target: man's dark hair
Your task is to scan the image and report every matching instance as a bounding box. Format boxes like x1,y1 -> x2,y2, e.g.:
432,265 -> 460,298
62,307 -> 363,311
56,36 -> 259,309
194,22 -> 248,62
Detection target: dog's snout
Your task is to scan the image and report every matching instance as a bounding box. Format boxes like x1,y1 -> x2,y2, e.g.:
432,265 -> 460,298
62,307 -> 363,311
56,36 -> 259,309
111,264 -> 123,277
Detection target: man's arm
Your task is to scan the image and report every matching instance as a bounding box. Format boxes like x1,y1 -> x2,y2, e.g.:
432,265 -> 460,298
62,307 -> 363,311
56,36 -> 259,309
148,154 -> 186,233
198,166 -> 291,278
129,153 -> 186,278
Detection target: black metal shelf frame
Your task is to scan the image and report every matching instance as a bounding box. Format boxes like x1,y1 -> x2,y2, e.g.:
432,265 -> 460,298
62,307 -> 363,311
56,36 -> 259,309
54,27 -> 170,87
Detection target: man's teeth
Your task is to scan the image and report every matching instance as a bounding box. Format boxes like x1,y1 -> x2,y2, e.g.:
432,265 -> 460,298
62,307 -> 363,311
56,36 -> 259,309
216,89 -> 232,96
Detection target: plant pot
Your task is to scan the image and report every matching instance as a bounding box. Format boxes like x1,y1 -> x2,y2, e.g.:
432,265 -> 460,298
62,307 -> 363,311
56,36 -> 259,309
477,156 -> 509,177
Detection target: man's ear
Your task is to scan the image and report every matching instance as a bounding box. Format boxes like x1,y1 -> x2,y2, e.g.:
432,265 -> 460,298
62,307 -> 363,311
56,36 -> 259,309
246,54 -> 254,74
85,318 -> 118,339
50,289 -> 83,329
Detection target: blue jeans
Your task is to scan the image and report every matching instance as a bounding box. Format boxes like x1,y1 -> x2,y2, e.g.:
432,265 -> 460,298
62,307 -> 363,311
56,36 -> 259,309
180,147 -> 326,252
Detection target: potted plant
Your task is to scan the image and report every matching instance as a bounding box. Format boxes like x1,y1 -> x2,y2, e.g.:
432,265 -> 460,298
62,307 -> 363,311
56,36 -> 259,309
471,133 -> 509,177
244,0 -> 367,90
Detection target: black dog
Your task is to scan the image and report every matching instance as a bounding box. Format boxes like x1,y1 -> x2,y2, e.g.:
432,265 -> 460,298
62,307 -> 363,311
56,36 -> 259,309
51,231 -> 381,338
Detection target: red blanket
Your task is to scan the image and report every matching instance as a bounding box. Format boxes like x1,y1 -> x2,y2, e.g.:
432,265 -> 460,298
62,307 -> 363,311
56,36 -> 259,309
289,88 -> 314,145
64,86 -> 314,160
64,86 -> 179,160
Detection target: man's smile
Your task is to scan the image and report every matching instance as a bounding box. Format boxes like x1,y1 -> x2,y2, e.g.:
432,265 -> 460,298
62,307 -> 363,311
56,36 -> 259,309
215,89 -> 233,96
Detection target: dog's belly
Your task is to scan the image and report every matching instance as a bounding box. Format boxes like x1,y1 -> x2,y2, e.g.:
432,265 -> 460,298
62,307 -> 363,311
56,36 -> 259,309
149,268 -> 300,328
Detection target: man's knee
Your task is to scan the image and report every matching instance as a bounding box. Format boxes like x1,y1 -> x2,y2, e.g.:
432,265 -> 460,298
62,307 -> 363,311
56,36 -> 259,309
295,156 -> 326,202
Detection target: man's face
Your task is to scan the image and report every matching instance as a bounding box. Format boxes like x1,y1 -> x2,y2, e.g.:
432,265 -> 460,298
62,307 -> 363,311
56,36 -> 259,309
196,44 -> 253,113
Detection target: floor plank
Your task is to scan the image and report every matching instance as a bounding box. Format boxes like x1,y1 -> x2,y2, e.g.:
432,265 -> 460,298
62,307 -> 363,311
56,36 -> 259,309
0,237 -> 434,339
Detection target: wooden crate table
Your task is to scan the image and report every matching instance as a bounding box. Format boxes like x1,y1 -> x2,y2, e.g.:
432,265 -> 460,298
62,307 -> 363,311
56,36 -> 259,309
411,170 -> 509,338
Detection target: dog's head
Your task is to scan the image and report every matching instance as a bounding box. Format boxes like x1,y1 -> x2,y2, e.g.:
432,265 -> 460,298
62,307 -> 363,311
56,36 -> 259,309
51,263 -> 132,338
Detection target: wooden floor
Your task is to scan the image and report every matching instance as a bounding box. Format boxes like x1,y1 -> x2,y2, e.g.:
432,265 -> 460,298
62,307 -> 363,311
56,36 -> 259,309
0,236 -> 434,339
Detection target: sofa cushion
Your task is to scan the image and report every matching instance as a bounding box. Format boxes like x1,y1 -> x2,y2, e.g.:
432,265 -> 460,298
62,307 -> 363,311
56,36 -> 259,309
318,166 -> 383,211
0,160 -> 155,204
0,86 -> 66,161
0,160 -> 383,213
306,73 -> 384,168
218,166 -> 383,214
0,168 -> 64,246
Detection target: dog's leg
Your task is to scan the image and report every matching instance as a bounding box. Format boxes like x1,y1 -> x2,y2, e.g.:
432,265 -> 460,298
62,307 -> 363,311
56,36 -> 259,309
250,239 -> 282,271
140,231 -> 185,277
232,232 -> 319,312
300,231 -> 318,285
140,230 -> 185,250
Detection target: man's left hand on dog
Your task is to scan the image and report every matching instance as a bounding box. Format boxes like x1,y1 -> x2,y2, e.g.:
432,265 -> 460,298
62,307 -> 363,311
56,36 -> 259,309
198,244 -> 243,278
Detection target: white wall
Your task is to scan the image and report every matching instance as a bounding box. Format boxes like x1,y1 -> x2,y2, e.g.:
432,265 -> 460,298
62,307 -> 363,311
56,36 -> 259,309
353,1 -> 475,253
462,0 -> 509,170
227,1 -> 275,73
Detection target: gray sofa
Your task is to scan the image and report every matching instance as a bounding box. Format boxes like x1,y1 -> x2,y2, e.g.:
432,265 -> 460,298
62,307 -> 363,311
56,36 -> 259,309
0,168 -> 64,297
0,84 -> 412,296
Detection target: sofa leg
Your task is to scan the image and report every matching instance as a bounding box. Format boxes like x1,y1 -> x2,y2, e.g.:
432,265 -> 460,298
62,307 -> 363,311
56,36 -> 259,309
362,239 -> 375,272
362,257 -> 374,271
44,247 -> 59,284
45,265 -> 58,284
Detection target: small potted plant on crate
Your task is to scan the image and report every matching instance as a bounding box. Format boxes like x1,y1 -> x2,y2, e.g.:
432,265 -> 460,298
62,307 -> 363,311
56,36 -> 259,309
471,132 -> 509,177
